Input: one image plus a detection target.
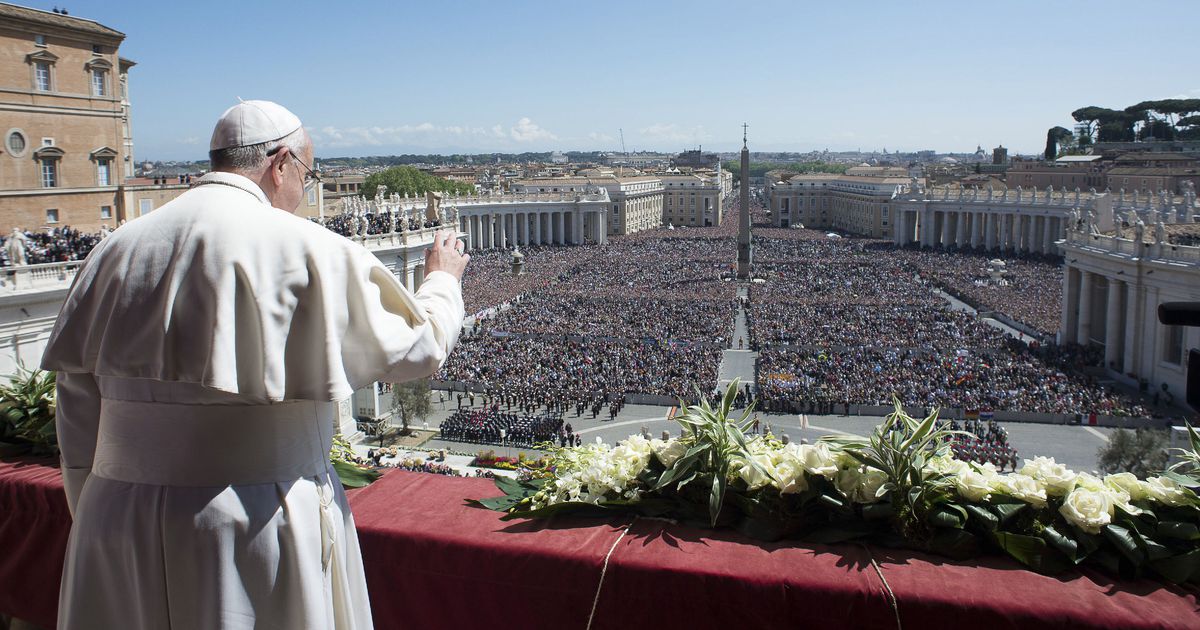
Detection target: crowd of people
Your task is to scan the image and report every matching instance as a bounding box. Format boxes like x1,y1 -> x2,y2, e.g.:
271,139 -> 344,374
313,209 -> 442,238
944,418 -> 1020,471
886,245 -> 1063,337
0,226 -> 105,266
750,229 -> 1151,417
439,234 -> 737,402
438,406 -> 564,448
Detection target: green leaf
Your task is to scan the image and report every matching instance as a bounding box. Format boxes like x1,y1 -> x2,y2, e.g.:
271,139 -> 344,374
1102,524 -> 1146,567
1040,525 -> 1080,563
963,504 -> 999,531
1149,549 -> 1200,584
861,502 -> 895,521
990,501 -> 1026,525
709,472 -> 727,527
1157,521 -> 1200,541
929,528 -> 978,560
332,459 -> 382,488
992,531 -> 1050,570
929,505 -> 966,529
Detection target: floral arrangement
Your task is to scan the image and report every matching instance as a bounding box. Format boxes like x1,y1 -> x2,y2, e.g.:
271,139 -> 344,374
0,367 -> 58,457
473,380 -> 1200,584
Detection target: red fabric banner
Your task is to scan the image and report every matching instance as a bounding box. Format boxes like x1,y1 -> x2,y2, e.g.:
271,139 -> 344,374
3,459 -> 1199,629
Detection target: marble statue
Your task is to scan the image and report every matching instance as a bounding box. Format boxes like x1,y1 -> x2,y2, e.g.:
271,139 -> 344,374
426,191 -> 443,223
5,228 -> 29,266
1155,221 -> 1166,245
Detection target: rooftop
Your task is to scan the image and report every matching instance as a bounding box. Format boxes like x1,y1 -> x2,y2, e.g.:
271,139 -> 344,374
0,2 -> 125,40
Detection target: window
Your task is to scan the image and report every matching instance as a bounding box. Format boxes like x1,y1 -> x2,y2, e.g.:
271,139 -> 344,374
6,131 -> 26,156
35,34 -> 46,46
97,159 -> 111,186
41,159 -> 57,187
92,44 -> 103,54
46,209 -> 58,223
307,187 -> 317,205
35,62 -> 51,91
139,199 -> 154,216
100,206 -> 112,220
1164,325 -> 1184,366
92,69 -> 106,96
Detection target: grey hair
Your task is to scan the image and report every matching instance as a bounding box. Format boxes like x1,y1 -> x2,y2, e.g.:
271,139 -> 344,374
208,127 -> 309,172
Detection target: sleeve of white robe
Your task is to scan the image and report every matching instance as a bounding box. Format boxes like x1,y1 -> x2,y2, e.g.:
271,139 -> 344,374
339,246 -> 465,388
54,371 -> 101,517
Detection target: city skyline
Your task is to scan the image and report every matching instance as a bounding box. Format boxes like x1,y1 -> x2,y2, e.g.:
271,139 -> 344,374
24,0 -> 1199,160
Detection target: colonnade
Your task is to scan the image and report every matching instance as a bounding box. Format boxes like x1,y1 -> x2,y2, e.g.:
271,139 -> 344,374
1060,267 -> 1132,372
894,207 -> 1064,255
459,209 -> 607,250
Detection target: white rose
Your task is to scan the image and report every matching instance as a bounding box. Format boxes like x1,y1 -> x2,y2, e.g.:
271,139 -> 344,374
1020,456 -> 1077,497
653,439 -> 689,468
955,468 -> 993,502
991,473 -> 1048,508
1145,476 -> 1195,507
797,443 -> 840,479
1104,472 -> 1151,502
737,455 -> 773,490
1059,487 -> 1114,535
772,458 -> 809,494
928,455 -> 968,477
837,467 -> 889,504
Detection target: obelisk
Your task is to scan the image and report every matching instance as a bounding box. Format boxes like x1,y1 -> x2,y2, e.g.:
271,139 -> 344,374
736,123 -> 752,278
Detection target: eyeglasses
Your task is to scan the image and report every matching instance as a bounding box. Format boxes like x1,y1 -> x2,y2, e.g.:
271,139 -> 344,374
267,146 -> 321,185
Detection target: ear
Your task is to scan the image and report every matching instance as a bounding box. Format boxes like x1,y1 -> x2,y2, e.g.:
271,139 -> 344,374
269,147 -> 291,188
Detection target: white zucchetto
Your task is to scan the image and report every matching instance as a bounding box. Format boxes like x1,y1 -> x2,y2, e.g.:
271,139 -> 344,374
209,99 -> 303,151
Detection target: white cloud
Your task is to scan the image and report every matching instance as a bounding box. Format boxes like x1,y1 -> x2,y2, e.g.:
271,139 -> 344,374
509,117 -> 557,143
308,117 -> 557,150
588,131 -> 615,143
636,123 -> 710,144
179,136 -> 202,145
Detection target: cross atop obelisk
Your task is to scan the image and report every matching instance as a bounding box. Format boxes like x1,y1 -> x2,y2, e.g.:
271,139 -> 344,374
737,124 -> 752,279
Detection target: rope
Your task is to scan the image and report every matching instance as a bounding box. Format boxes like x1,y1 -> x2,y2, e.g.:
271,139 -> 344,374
585,518 -> 635,630
861,543 -> 902,630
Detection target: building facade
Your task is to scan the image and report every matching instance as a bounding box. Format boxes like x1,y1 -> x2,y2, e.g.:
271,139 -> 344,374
766,167 -> 908,238
0,4 -> 132,232
659,172 -> 723,227
1059,217 -> 1200,404
511,175 -> 664,236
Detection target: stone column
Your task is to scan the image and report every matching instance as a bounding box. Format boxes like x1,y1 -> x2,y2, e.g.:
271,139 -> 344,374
1105,278 -> 1124,370
522,213 -> 530,246
954,211 -> 967,248
1025,214 -> 1036,254
1077,270 -> 1094,345
414,263 -> 425,291
498,213 -> 507,248
1061,271 -> 1080,348
985,213 -> 997,251
555,212 -> 565,245
893,210 -> 905,246
1043,217 -> 1056,254
1123,280 -> 1142,376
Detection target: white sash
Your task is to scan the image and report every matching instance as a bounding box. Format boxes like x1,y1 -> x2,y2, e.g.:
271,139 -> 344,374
91,399 -> 335,487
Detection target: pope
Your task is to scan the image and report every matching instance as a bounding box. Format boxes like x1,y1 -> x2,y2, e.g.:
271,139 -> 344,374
41,100 -> 468,629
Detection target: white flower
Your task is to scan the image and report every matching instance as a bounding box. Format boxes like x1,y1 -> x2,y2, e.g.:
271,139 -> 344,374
772,457 -> 809,495
1145,476 -> 1195,507
652,438 -> 689,468
1104,472 -> 1151,502
927,455 -> 968,477
736,453 -> 775,491
1020,457 -> 1077,497
796,442 -> 840,479
837,466 -> 889,504
955,467 -> 994,502
990,473 -> 1048,508
1059,487 -> 1115,534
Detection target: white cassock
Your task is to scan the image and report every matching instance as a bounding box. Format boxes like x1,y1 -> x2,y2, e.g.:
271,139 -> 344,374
41,172 -> 464,630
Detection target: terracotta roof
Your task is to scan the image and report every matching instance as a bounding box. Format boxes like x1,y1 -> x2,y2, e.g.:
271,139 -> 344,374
0,3 -> 124,40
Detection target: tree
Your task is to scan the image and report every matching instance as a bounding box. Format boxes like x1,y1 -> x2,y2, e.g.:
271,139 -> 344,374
360,166 -> 474,200
1097,427 -> 1169,478
1044,126 -> 1073,160
390,378 -> 433,435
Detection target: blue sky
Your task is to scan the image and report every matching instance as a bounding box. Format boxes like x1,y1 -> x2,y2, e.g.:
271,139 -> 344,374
33,0 -> 1199,160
